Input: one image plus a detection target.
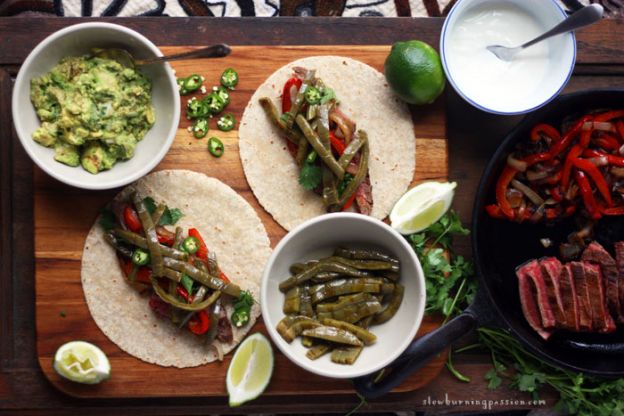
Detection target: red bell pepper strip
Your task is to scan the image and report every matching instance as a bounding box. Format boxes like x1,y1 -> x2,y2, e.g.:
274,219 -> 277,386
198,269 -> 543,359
282,77 -> 303,113
342,192 -> 358,211
549,115 -> 592,158
561,144 -> 584,189
550,187 -> 563,202
122,260 -> 151,284
329,131 -> 346,156
219,271 -> 231,284
123,206 -> 142,233
495,166 -> 518,219
543,171 -> 562,185
522,152 -> 550,166
572,158 -> 613,207
583,149 -> 624,167
545,208 -> 558,221
156,226 -> 175,246
603,206 -> 624,216
564,205 -> 577,217
187,228 -> 208,260
485,204 -> 506,219
579,122 -> 593,147
575,170 -> 602,220
594,135 -> 621,151
530,123 -> 561,143
188,310 -> 210,335
593,110 -> 624,123
177,286 -> 192,303
617,121 -> 624,142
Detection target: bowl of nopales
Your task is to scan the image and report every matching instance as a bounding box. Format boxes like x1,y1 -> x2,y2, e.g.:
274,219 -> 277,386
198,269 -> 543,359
12,22 -> 179,190
261,213 -> 426,379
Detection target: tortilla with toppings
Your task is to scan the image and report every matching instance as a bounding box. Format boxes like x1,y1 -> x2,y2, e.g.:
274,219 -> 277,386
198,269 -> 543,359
81,170 -> 271,368
239,56 -> 416,231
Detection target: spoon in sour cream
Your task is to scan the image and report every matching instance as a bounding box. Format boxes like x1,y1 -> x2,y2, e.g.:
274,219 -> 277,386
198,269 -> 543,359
487,3 -> 603,62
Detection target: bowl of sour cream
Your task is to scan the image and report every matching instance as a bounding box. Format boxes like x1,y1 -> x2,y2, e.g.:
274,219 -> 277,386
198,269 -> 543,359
441,0 -> 575,115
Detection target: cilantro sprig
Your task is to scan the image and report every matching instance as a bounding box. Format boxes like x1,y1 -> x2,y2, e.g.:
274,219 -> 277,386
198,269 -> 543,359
409,211 -> 476,320
475,327 -> 624,416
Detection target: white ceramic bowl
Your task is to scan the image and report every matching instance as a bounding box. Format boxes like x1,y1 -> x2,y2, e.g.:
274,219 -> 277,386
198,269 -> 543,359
261,213 -> 426,379
440,0 -> 576,115
12,22 -> 180,190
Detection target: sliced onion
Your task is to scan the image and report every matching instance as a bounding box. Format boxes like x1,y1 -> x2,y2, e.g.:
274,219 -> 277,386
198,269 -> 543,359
543,198 -> 558,205
583,121 -> 616,132
506,188 -> 524,208
511,179 -> 545,206
588,156 -> 609,167
612,166 -> 624,177
565,183 -> 579,200
529,204 -> 545,223
507,154 -> 528,172
526,169 -> 550,181
329,108 -> 355,144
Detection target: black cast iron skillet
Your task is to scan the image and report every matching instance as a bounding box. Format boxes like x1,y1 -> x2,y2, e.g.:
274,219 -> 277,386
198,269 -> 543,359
354,89 -> 624,399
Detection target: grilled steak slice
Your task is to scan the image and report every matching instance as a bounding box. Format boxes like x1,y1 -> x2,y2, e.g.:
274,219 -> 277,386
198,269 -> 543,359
582,241 -> 623,324
539,257 -> 567,327
517,265 -> 553,340
583,263 -> 616,333
559,264 -> 580,331
615,242 -> 624,321
570,262 -> 593,331
517,260 -> 556,329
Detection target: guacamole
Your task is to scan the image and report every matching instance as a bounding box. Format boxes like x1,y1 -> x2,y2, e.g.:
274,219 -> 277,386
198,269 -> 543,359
30,54 -> 155,174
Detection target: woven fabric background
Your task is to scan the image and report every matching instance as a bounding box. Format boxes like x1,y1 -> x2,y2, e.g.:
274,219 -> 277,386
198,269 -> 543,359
0,0 -> 621,17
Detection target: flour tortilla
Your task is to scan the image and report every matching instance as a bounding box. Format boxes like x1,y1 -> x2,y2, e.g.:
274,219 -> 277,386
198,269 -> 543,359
239,56 -> 416,231
81,170 -> 271,368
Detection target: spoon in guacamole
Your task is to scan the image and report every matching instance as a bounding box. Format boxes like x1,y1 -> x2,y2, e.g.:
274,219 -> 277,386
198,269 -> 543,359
92,43 -> 231,68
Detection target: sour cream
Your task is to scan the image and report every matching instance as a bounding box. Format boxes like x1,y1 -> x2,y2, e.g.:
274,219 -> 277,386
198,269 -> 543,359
444,2 -> 552,113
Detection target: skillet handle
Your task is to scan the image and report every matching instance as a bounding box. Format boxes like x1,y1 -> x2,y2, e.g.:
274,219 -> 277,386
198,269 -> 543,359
352,310 -> 478,399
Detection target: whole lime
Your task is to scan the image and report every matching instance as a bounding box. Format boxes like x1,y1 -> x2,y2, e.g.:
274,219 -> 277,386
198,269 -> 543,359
384,40 -> 446,105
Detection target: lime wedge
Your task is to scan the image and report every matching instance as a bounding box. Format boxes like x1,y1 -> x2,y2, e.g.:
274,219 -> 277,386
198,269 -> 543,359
226,333 -> 274,407
53,341 -> 110,384
390,181 -> 457,234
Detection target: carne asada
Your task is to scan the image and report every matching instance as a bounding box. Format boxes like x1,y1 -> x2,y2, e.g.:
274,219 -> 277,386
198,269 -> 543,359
516,240 -> 624,339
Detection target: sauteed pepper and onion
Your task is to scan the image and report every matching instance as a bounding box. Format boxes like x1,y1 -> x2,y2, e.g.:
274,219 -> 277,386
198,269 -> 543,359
276,247 -> 403,365
99,193 -> 254,343
260,68 -> 373,214
487,110 -> 624,223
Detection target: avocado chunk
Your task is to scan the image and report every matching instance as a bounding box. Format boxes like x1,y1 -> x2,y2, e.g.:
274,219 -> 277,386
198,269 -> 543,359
53,142 -> 80,167
107,133 -> 137,160
81,143 -> 116,174
32,122 -> 58,147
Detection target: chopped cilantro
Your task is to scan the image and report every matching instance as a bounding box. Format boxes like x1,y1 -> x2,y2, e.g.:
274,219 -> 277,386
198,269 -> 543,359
299,161 -> 322,190
98,208 -> 116,231
142,196 -> 183,226
159,208 -> 183,226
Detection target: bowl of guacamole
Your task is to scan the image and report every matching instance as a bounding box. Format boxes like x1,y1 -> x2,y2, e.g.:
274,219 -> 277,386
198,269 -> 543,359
12,22 -> 180,190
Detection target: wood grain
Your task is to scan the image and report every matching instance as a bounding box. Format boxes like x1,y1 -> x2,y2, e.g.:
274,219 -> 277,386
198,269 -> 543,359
34,45 -> 448,398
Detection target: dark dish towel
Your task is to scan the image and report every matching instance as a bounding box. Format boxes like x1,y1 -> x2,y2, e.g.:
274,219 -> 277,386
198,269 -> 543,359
0,0 -> 620,17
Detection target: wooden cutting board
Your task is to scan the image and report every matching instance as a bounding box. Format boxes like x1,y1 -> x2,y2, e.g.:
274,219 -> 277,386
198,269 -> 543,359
34,45 -> 448,399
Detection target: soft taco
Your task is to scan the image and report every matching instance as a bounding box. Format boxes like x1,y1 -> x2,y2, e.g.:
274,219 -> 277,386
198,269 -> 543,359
239,56 -> 416,231
81,170 -> 271,368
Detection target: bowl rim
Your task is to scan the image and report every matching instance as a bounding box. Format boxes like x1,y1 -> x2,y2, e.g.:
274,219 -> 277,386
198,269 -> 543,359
439,0 -> 576,115
12,22 -> 180,190
260,212 -> 426,379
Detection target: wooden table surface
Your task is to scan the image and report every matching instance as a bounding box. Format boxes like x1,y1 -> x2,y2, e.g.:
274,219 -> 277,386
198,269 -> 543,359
1,17 -> 623,415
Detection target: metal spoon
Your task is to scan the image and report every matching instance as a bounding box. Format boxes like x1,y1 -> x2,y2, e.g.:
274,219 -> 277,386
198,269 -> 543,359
486,4 -> 603,62
92,43 -> 231,68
